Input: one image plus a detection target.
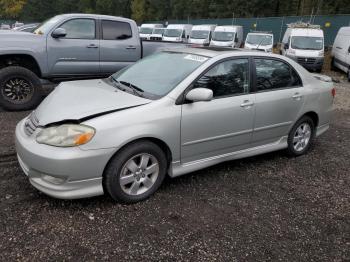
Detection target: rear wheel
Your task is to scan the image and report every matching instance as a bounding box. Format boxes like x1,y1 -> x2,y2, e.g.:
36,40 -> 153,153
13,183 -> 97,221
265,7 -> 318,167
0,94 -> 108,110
104,141 -> 167,203
0,66 -> 43,111
287,116 -> 315,156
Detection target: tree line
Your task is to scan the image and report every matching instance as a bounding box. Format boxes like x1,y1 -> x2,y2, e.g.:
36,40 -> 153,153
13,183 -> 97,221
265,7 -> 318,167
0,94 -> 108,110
0,0 -> 349,23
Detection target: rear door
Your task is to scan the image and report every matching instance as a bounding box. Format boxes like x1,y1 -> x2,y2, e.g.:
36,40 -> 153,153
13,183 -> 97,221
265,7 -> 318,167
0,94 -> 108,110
251,58 -> 304,147
47,18 -> 100,76
99,19 -> 141,75
181,58 -> 255,163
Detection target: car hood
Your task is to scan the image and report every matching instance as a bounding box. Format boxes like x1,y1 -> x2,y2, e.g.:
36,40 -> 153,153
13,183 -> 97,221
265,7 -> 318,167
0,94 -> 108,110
35,79 -> 151,126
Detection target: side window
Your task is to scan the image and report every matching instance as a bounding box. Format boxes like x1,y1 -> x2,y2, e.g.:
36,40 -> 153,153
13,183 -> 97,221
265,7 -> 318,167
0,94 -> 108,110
254,58 -> 301,92
102,20 -> 132,40
60,19 -> 95,39
193,58 -> 250,98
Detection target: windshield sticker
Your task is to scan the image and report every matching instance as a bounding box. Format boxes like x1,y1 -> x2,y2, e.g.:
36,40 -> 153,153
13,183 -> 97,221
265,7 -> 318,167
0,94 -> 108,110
184,54 -> 208,62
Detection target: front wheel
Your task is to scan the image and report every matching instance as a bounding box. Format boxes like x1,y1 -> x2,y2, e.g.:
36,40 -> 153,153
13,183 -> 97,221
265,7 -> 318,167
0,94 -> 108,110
103,141 -> 167,203
287,116 -> 315,156
0,66 -> 43,111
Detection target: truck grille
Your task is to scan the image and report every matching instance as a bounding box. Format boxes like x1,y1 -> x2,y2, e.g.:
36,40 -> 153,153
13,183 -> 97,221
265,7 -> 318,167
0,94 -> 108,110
24,112 -> 39,136
150,36 -> 162,41
297,57 -> 316,65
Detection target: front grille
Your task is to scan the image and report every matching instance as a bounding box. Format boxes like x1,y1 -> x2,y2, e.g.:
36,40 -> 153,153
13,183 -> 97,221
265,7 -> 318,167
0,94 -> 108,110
150,36 -> 162,41
24,112 -> 39,136
297,57 -> 316,65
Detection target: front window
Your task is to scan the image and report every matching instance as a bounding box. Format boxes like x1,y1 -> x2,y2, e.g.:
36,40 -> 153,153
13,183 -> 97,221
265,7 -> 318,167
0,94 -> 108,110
140,27 -> 153,34
34,16 -> 61,35
291,36 -> 323,50
111,52 -> 208,98
164,29 -> 182,38
246,34 -> 272,46
212,31 -> 235,42
190,30 -> 209,39
193,59 -> 250,98
59,19 -> 96,39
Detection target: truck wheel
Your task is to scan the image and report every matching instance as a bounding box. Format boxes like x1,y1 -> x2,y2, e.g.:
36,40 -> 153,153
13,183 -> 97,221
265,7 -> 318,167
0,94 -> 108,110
0,66 -> 43,111
330,58 -> 336,71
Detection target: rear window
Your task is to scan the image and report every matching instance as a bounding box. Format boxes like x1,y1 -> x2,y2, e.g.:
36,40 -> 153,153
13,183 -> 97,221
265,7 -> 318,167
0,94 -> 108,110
102,20 -> 132,40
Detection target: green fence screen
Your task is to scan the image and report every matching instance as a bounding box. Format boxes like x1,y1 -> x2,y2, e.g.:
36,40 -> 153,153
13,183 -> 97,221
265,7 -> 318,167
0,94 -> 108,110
151,14 -> 350,46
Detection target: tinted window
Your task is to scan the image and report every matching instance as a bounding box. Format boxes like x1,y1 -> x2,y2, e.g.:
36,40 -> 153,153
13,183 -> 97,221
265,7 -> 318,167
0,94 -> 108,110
60,19 -> 95,39
254,59 -> 301,91
193,59 -> 250,98
102,20 -> 132,40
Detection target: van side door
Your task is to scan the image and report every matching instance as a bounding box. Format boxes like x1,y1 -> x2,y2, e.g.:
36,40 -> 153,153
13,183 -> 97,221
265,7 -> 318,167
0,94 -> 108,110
99,19 -> 141,75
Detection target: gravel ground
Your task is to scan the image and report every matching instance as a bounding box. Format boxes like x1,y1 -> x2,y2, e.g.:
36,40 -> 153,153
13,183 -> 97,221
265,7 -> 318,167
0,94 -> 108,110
0,72 -> 349,261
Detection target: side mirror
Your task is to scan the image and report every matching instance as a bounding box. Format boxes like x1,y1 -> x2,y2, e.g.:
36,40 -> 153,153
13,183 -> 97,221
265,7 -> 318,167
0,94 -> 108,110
284,43 -> 289,49
52,28 -> 67,38
348,46 -> 350,53
186,88 -> 213,102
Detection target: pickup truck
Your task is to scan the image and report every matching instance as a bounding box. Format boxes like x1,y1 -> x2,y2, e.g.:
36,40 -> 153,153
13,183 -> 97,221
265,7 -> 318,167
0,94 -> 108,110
0,14 -> 186,111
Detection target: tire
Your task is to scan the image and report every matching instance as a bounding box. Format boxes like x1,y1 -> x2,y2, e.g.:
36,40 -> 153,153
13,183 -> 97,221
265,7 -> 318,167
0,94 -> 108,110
0,66 -> 43,111
330,58 -> 336,71
348,69 -> 350,82
104,141 -> 167,203
287,116 -> 315,157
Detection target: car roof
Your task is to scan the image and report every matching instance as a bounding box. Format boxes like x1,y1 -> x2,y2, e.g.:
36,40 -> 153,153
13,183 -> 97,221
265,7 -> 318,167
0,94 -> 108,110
164,47 -> 284,59
58,13 -> 135,23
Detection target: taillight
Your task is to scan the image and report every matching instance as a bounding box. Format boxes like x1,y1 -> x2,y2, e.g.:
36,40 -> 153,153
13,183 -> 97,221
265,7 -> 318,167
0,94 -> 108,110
331,87 -> 336,98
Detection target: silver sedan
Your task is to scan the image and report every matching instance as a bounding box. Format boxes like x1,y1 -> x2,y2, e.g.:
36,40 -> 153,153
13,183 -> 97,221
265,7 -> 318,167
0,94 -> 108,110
15,48 -> 335,203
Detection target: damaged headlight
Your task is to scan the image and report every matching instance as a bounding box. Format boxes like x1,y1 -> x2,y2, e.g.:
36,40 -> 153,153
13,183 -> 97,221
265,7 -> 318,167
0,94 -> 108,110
36,124 -> 95,147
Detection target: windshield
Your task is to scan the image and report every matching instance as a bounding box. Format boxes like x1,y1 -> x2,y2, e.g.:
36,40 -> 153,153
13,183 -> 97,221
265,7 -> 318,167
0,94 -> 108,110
140,27 -> 153,34
212,31 -> 235,41
153,28 -> 164,34
164,29 -> 182,37
34,16 -> 61,35
291,36 -> 323,50
246,34 -> 272,46
111,52 -> 208,98
190,30 -> 209,39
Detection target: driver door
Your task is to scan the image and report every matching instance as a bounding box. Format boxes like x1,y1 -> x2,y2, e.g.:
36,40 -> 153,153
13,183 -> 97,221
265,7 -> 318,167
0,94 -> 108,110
180,58 -> 255,164
47,18 -> 100,76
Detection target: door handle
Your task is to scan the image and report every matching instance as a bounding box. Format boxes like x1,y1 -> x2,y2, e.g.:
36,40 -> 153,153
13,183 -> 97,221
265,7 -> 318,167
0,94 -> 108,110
336,46 -> 342,49
240,100 -> 254,108
126,46 -> 137,50
86,44 -> 98,48
292,93 -> 302,100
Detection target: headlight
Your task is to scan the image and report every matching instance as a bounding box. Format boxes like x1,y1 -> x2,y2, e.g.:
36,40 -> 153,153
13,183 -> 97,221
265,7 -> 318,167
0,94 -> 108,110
36,124 -> 95,147
267,48 -> 273,52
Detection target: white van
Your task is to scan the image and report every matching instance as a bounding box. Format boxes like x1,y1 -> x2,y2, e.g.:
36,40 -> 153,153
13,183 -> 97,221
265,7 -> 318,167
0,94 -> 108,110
149,28 -> 166,41
281,23 -> 324,72
210,26 -> 243,48
331,26 -> 350,81
189,25 -> 216,46
244,32 -> 274,52
163,24 -> 193,42
139,24 -> 163,40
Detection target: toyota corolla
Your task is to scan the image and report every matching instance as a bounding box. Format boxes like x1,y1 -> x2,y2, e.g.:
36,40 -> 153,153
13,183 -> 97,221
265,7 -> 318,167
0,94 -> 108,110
15,48 -> 334,203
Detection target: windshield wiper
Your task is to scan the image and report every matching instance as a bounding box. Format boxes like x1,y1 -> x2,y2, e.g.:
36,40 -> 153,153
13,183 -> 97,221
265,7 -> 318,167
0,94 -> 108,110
120,81 -> 145,98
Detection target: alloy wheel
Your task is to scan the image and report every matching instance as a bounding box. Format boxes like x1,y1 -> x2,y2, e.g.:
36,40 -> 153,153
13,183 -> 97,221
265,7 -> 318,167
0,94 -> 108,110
293,123 -> 312,152
119,153 -> 160,196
